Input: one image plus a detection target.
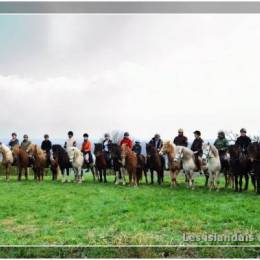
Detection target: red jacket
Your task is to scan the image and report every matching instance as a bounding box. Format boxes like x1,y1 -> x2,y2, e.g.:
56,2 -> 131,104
120,138 -> 133,149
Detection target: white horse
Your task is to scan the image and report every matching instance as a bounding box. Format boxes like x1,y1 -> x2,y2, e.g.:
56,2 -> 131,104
67,147 -> 84,183
0,143 -> 14,180
202,143 -> 221,191
174,146 -> 197,189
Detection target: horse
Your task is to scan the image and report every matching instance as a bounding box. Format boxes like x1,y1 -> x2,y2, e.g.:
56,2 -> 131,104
136,154 -> 148,184
174,146 -> 197,189
247,142 -> 260,194
121,144 -> 138,186
0,143 -> 14,180
52,145 -> 72,183
228,144 -> 251,192
202,143 -> 221,191
146,143 -> 164,184
109,143 -> 124,185
26,144 -> 47,181
159,141 -> 181,187
94,143 -> 108,183
67,147 -> 84,183
12,144 -> 31,181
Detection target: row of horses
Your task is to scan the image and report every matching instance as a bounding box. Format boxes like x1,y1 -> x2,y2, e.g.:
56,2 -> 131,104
0,141 -> 260,193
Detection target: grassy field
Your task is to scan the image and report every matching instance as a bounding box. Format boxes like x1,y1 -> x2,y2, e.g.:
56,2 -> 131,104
0,166 -> 259,257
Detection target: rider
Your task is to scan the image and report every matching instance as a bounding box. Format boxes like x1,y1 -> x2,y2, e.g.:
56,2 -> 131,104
191,130 -> 204,173
81,133 -> 93,164
149,134 -> 165,168
41,134 -> 52,164
149,134 -> 163,151
132,140 -> 142,155
235,128 -> 251,153
102,133 -> 112,167
173,128 -> 188,147
9,132 -> 19,150
64,131 -> 77,150
214,131 -> 229,154
20,134 -> 31,150
120,132 -> 133,149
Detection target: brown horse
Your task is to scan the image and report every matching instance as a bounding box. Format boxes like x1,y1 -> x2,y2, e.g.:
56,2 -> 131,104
121,144 -> 138,186
94,143 -> 108,183
146,143 -> 164,184
0,143 -> 14,180
12,144 -> 31,181
159,141 -> 181,187
27,144 -> 47,181
136,154 -> 148,184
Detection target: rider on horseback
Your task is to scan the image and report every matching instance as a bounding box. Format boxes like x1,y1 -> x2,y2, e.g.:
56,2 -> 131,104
235,128 -> 251,153
214,131 -> 229,171
102,133 -> 112,167
9,133 -> 19,150
81,133 -> 93,164
191,130 -> 204,173
149,134 -> 165,169
132,140 -> 142,155
173,128 -> 188,147
120,132 -> 133,149
41,134 -> 52,165
64,131 -> 77,149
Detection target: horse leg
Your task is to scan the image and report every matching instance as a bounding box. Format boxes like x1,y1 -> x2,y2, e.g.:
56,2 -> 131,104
150,170 -> 154,184
244,173 -> 249,191
104,169 -> 107,183
144,169 -> 148,184
251,175 -> 256,192
204,169 -> 209,187
239,174 -> 243,192
234,175 -> 238,192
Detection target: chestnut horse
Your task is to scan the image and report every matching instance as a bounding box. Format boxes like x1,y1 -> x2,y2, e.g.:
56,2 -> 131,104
12,144 -> 31,181
94,143 -> 108,183
146,143 -> 164,184
159,141 -> 180,187
0,143 -> 14,180
121,144 -> 138,186
27,144 -> 47,181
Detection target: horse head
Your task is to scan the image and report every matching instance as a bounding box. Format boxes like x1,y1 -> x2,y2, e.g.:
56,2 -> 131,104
120,143 -> 130,166
247,142 -> 260,162
67,147 -> 77,163
159,141 -> 174,156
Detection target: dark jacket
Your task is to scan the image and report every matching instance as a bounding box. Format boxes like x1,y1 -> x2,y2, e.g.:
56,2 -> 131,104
132,144 -> 142,155
41,140 -> 52,153
149,138 -> 163,150
235,136 -> 251,151
173,135 -> 188,147
191,137 -> 203,156
9,139 -> 19,149
102,139 -> 112,152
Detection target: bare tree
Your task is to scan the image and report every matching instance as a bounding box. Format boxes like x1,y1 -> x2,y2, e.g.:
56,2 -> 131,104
110,130 -> 124,144
225,131 -> 238,144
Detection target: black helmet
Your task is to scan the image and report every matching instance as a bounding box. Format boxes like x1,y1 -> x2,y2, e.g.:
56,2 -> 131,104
193,130 -> 201,136
44,134 -> 49,138
83,133 -> 89,138
240,128 -> 247,133
68,131 -> 73,136
12,132 -> 17,137
124,132 -> 129,137
154,133 -> 160,138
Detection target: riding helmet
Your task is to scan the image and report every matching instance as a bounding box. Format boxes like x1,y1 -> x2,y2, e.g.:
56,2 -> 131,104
124,132 -> 129,137
83,133 -> 89,138
193,130 -> 201,136
68,131 -> 74,136
240,128 -> 247,133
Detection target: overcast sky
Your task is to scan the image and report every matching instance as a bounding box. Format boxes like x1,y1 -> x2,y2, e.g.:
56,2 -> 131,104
1,14 -> 260,141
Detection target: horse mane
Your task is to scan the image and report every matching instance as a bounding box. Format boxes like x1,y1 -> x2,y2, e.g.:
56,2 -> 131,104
35,145 -> 46,160
209,144 -> 219,157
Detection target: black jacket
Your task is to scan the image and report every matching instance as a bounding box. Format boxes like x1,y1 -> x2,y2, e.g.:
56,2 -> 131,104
132,144 -> 142,155
173,135 -> 188,147
191,137 -> 203,156
41,140 -> 52,153
149,138 -> 163,150
235,136 -> 251,151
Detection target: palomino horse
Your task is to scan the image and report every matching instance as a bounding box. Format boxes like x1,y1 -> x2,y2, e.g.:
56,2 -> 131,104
109,143 -> 123,185
121,144 -> 138,186
27,144 -> 47,181
94,143 -> 108,183
247,142 -> 260,194
202,143 -> 221,191
159,141 -> 181,187
12,144 -> 31,181
52,145 -> 72,183
174,146 -> 197,189
146,143 -> 164,184
0,143 -> 14,180
228,144 -> 251,192
67,147 -> 84,183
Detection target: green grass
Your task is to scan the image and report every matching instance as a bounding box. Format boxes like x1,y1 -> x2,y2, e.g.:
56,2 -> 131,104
0,166 -> 259,257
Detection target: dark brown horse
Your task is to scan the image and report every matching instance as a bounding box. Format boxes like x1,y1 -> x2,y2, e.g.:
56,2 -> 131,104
12,144 -> 31,181
247,142 -> 260,194
228,144 -> 251,192
136,154 -> 148,184
146,143 -> 164,184
109,143 -> 123,184
121,144 -> 138,186
94,143 -> 108,183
